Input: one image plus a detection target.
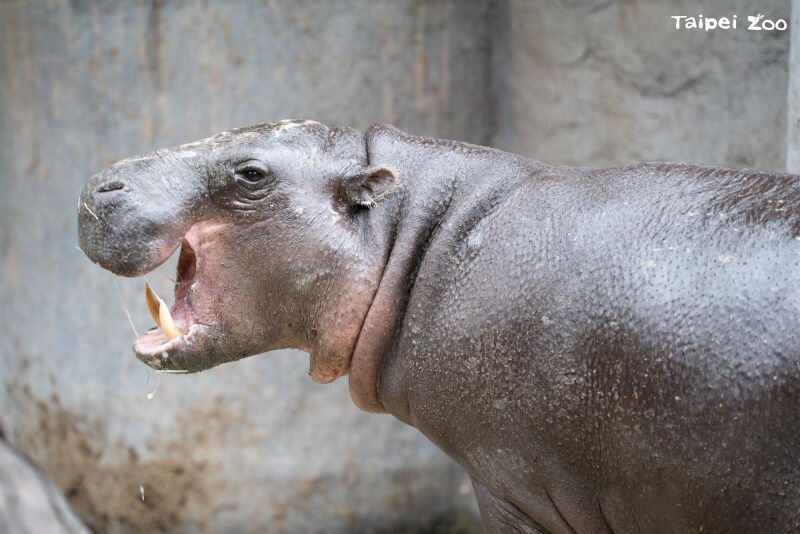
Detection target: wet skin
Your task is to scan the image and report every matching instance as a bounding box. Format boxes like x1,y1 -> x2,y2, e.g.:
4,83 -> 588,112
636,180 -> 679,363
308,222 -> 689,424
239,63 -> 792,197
78,120 -> 800,533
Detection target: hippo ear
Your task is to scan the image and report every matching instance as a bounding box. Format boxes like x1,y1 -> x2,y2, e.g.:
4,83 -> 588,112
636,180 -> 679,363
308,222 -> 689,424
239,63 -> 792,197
341,166 -> 397,208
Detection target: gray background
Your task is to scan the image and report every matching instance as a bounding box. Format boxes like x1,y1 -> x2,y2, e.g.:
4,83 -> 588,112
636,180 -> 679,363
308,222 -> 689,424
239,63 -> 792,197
0,1 -> 793,533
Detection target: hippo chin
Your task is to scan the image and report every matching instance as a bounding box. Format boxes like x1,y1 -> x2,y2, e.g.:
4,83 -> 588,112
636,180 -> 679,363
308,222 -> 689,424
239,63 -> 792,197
78,119 -> 800,533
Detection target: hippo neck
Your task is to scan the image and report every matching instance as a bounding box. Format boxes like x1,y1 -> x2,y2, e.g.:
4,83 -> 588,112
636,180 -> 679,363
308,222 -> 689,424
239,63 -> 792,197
347,124 -> 543,413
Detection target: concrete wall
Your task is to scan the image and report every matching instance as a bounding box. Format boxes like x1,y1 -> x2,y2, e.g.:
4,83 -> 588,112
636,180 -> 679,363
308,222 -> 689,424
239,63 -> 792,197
494,0 -> 790,171
0,1 -> 795,533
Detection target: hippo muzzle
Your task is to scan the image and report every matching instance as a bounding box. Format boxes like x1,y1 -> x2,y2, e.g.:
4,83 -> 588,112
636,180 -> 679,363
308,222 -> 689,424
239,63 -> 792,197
77,146 -> 234,372
78,149 -> 205,277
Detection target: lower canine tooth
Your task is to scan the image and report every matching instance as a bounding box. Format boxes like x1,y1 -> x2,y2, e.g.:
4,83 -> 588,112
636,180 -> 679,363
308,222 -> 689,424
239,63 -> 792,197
158,299 -> 181,340
145,282 -> 182,340
145,283 -> 161,325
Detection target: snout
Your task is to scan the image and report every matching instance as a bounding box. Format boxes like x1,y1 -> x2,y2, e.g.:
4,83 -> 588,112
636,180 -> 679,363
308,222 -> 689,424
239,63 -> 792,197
78,171 -> 154,276
78,154 -> 205,277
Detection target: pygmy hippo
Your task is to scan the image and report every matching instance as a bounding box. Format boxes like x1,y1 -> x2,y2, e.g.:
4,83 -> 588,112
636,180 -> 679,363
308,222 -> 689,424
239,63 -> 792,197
78,120 -> 800,533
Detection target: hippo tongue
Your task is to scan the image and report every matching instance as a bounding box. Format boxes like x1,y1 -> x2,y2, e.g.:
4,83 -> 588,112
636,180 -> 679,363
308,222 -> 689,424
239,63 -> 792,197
144,282 -> 181,340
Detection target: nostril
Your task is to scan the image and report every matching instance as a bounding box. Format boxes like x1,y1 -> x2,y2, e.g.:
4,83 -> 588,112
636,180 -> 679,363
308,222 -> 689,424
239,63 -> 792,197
96,180 -> 125,193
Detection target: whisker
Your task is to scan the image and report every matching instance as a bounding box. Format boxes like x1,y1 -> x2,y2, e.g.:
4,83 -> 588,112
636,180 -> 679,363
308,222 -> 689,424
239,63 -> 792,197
111,274 -> 139,338
83,202 -> 99,220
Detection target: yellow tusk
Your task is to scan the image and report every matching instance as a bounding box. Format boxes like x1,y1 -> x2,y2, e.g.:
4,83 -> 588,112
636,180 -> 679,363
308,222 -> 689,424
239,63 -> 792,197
145,282 -> 182,340
158,298 -> 181,340
145,283 -> 160,325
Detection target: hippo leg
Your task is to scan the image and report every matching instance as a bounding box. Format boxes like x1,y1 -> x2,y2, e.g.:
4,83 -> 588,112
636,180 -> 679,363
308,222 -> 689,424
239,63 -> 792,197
472,479 -> 550,534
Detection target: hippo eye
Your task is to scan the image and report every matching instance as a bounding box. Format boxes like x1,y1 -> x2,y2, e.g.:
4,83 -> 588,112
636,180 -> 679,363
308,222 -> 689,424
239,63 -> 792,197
239,168 -> 266,182
234,162 -> 272,190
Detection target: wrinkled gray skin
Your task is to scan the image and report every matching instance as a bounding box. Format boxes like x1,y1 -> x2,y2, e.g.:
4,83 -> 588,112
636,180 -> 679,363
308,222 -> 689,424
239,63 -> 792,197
78,120 -> 800,533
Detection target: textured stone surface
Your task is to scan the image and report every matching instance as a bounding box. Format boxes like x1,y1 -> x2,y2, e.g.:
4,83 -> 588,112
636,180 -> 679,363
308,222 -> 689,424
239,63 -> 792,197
494,0 -> 790,171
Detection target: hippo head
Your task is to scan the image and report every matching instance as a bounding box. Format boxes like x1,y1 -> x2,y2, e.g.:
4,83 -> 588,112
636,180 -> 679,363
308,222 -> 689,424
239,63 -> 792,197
78,120 -> 398,384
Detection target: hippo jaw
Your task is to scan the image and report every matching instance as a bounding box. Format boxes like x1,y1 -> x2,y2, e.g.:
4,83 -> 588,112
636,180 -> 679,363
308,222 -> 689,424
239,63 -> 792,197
126,219 -> 275,374
79,187 -> 240,373
131,226 -> 223,373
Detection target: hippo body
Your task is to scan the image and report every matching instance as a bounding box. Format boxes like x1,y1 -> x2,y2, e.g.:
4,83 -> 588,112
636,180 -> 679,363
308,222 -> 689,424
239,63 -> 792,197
78,121 -> 800,533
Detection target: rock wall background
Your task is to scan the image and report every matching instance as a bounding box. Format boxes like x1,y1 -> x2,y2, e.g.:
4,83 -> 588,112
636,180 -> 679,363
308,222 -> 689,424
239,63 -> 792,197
493,0 -> 789,170
0,1 -> 792,533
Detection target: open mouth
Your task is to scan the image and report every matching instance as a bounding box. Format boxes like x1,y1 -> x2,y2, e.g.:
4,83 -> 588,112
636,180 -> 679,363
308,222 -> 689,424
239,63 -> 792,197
133,238 -> 206,370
